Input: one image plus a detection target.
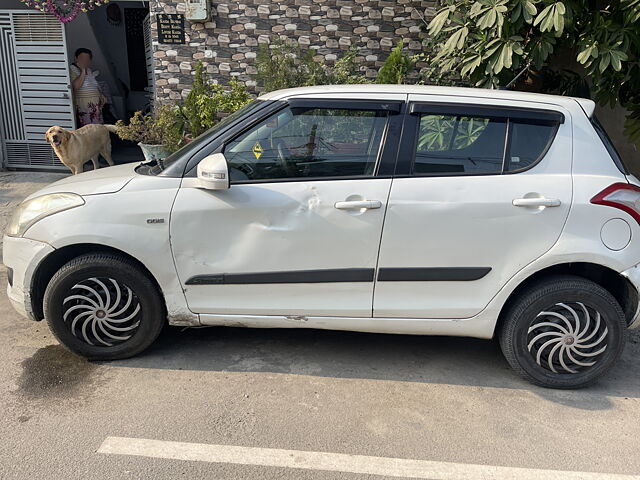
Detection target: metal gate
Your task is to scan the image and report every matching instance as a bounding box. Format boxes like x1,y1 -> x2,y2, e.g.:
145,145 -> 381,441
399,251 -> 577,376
0,11 -> 74,170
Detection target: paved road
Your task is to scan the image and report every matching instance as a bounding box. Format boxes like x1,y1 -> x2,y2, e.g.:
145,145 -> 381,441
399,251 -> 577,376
1,172 -> 640,479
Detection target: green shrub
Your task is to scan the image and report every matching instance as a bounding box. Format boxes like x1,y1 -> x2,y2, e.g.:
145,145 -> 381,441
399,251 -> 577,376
256,39 -> 368,91
194,79 -> 252,134
115,106 -> 186,153
183,61 -> 252,137
256,39 -> 324,91
376,41 -> 415,84
330,46 -> 370,85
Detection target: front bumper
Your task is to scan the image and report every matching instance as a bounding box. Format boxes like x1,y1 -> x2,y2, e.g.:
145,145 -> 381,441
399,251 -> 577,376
2,235 -> 54,321
622,263 -> 640,329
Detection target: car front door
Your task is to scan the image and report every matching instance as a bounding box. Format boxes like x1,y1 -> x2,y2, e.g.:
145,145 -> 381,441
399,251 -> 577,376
374,95 -> 572,319
170,96 -> 405,318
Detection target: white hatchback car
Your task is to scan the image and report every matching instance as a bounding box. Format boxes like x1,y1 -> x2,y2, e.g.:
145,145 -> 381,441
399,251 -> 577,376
4,85 -> 640,388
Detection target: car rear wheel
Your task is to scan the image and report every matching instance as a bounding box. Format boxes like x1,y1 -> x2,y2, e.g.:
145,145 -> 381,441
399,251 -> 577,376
499,275 -> 627,389
44,253 -> 165,360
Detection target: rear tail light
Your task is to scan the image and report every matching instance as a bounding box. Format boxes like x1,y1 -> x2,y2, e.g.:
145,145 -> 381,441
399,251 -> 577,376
591,183 -> 640,225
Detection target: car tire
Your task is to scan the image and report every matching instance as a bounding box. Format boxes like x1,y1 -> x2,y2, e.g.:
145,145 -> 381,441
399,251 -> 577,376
44,252 -> 165,360
499,275 -> 627,389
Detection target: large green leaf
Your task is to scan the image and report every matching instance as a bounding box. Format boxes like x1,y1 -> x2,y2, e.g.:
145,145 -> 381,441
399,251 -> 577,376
469,0 -> 508,31
533,2 -> 566,34
428,6 -> 456,35
512,0 -> 538,23
622,0 -> 640,23
442,26 -> 469,53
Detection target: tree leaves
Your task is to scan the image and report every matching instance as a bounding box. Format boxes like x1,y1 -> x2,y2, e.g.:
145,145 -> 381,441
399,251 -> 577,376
422,0 -> 640,147
622,0 -> 640,23
511,0 -> 538,23
442,26 -> 469,54
428,5 -> 456,35
470,0 -> 509,32
533,2 -> 566,35
577,43 -> 598,65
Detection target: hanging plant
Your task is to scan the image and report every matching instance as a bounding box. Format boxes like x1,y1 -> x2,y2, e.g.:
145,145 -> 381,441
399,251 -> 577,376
19,0 -> 110,23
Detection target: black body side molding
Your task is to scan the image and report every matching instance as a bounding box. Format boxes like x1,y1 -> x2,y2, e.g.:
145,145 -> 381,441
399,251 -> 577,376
185,268 -> 375,285
377,267 -> 492,282
186,267 -> 491,285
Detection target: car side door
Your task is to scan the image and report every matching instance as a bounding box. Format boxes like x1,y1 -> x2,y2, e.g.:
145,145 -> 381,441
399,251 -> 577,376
374,95 -> 573,319
170,95 -> 405,318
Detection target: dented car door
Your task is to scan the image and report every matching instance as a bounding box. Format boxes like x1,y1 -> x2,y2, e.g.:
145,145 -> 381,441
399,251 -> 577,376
170,96 -> 405,317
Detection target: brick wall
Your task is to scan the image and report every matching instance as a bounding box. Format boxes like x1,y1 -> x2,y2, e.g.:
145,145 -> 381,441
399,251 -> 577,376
150,0 -> 435,102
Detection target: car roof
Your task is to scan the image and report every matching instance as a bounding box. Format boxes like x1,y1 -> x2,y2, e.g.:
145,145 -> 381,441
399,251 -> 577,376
258,84 -> 594,115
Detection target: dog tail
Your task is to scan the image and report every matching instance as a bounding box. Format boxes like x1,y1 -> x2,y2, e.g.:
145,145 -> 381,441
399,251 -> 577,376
104,124 -> 118,133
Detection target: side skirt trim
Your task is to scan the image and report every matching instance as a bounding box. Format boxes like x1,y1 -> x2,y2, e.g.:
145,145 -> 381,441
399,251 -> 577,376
194,313 -> 494,339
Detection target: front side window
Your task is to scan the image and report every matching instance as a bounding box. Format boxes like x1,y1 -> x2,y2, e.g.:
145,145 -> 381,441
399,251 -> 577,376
224,106 -> 388,182
414,114 -> 507,175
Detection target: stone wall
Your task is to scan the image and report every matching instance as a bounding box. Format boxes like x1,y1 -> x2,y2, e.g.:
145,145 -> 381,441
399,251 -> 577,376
149,0 -> 435,102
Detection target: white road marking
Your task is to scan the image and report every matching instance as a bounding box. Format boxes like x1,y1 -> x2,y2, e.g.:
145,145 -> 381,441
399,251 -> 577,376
98,436 -> 640,480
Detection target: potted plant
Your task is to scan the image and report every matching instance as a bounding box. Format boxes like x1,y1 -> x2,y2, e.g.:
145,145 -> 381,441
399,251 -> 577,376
115,106 -> 185,161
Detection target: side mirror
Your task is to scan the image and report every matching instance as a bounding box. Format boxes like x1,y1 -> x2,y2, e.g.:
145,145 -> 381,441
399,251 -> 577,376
197,153 -> 230,190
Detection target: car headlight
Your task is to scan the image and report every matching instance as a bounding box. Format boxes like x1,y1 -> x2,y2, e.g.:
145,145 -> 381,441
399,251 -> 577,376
6,193 -> 85,237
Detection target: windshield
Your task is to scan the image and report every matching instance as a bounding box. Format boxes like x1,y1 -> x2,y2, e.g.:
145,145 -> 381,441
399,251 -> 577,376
138,99 -> 265,176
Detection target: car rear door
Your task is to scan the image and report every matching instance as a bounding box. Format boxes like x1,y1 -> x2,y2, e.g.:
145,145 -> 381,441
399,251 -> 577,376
374,95 -> 572,319
170,95 -> 405,318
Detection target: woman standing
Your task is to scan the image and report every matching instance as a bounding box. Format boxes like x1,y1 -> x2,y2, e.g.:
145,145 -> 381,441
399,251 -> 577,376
70,48 -> 106,126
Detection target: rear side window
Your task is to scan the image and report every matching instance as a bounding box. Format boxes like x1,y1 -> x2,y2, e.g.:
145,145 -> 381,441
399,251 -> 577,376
415,114 -> 506,174
409,105 -> 563,176
591,116 -> 628,174
506,120 -> 558,172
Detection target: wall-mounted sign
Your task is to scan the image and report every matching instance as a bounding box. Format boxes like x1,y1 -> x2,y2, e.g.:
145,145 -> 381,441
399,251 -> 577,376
157,14 -> 185,45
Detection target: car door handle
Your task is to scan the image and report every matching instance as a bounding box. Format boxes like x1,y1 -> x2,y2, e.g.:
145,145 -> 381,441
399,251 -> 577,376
334,200 -> 382,210
513,197 -> 561,207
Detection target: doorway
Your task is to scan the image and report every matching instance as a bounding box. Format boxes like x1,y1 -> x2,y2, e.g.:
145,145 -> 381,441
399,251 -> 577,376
64,1 -> 153,166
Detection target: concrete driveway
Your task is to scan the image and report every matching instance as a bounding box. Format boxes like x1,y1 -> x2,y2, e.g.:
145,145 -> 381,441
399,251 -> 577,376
1,171 -> 640,479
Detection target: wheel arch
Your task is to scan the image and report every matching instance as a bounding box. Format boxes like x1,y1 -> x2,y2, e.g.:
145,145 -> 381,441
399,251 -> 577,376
496,262 -> 639,334
30,243 -> 166,321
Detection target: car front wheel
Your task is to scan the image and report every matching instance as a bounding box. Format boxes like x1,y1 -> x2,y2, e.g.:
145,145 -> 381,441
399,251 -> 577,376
499,275 -> 627,389
44,253 -> 165,360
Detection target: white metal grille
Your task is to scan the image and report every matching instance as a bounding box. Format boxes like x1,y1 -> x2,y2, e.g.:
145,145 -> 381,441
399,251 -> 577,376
0,13 -> 24,142
12,12 -> 63,42
6,141 -> 64,168
0,11 -> 73,170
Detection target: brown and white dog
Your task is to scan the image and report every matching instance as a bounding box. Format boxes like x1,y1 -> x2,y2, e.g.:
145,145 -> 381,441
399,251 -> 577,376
45,124 -> 117,175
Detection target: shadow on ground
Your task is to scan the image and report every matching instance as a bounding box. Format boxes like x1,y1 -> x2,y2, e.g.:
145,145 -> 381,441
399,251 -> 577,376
104,325 -> 640,409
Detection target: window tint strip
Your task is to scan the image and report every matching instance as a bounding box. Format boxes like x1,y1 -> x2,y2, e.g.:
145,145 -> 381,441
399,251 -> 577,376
409,103 -> 565,123
288,99 -> 402,113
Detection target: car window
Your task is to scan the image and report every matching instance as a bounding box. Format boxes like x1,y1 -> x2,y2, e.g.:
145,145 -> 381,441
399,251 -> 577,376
591,116 -> 628,174
414,114 -> 507,175
505,120 -> 559,172
224,106 -> 388,182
